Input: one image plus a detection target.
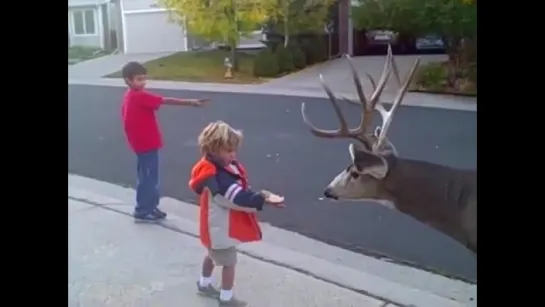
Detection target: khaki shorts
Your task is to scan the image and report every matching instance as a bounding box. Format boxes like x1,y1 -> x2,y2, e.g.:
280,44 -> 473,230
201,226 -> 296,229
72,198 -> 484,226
207,247 -> 237,267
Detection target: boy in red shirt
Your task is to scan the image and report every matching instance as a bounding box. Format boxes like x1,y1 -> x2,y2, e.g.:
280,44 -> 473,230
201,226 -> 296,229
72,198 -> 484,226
121,61 -> 207,223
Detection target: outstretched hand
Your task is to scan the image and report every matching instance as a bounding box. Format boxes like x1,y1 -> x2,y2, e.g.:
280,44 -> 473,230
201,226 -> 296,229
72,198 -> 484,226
192,98 -> 209,107
261,190 -> 286,208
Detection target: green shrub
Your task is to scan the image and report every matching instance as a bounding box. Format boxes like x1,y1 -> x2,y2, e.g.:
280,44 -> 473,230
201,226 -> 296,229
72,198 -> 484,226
414,62 -> 448,91
289,44 -> 306,69
300,36 -> 327,65
275,45 -> 295,73
312,37 -> 328,62
253,48 -> 279,78
465,63 -> 477,84
300,39 -> 314,64
261,37 -> 282,52
412,61 -> 477,95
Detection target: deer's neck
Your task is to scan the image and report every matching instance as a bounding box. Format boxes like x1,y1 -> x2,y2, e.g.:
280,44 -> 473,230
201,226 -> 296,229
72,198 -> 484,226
382,158 -> 477,245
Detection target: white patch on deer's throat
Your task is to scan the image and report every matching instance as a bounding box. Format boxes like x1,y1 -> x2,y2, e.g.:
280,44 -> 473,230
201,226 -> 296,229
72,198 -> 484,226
375,199 -> 397,210
341,198 -> 397,209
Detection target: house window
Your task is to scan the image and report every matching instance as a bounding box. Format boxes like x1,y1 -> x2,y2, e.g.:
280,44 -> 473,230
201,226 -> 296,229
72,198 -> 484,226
72,9 -> 96,35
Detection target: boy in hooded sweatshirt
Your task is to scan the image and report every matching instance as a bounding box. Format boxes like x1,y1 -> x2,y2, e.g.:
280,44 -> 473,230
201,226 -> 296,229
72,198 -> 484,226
188,120 -> 285,307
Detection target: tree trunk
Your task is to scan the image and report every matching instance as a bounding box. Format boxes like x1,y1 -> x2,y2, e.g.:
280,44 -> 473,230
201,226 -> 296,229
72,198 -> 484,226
328,32 -> 332,58
231,42 -> 239,71
283,13 -> 289,48
445,36 -> 463,88
229,0 -> 239,71
462,37 -> 477,64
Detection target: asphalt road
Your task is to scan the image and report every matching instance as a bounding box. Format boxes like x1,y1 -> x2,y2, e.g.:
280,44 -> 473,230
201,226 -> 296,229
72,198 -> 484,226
68,85 -> 477,281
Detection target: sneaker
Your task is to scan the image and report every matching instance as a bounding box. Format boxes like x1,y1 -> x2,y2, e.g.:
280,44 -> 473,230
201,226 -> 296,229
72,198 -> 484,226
196,281 -> 220,298
153,208 -> 167,219
133,211 -> 162,223
218,297 -> 248,307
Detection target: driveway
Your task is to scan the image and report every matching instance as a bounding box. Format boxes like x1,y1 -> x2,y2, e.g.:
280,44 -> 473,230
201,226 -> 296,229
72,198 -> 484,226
265,54 -> 449,98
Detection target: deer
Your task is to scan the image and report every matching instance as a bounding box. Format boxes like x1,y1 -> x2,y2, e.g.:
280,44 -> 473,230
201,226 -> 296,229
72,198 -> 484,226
300,46 -> 477,254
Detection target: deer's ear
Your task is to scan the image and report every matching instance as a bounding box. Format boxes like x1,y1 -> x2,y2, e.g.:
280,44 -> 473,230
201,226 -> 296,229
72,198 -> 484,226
348,143 -> 368,164
348,143 -> 389,179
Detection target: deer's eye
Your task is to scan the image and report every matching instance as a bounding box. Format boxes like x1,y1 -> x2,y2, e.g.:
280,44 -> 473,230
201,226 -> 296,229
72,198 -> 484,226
350,171 -> 360,179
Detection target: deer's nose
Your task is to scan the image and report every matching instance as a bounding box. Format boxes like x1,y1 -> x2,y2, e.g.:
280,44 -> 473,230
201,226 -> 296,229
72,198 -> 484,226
324,188 -> 338,199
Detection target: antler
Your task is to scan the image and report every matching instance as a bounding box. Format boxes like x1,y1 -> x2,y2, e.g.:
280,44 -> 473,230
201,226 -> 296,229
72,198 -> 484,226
301,45 -> 420,152
372,49 -> 420,151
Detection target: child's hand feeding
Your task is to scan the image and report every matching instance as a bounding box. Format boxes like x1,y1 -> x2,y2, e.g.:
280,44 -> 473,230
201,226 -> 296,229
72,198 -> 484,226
261,190 -> 286,208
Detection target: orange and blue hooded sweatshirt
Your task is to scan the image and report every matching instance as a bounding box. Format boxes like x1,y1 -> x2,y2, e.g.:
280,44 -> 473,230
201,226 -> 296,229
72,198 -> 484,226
189,155 -> 265,250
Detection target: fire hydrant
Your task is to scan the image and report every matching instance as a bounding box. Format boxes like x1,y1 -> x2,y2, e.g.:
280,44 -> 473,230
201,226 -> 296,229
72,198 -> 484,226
224,57 -> 233,79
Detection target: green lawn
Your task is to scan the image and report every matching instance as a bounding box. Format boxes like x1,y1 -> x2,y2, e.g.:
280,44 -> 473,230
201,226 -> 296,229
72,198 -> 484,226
107,50 -> 263,84
69,46 -> 108,64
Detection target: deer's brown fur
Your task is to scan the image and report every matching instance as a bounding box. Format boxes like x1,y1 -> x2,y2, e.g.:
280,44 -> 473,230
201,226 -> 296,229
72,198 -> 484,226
382,156 -> 477,253
301,46 -> 477,254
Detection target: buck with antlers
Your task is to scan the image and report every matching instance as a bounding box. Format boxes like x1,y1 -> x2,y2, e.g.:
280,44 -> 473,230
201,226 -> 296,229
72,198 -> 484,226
301,46 -> 477,254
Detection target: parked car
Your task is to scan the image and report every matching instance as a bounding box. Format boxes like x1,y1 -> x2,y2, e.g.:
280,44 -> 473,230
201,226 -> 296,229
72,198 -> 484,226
354,29 -> 416,55
415,34 -> 446,53
366,30 -> 398,47
354,29 -> 446,55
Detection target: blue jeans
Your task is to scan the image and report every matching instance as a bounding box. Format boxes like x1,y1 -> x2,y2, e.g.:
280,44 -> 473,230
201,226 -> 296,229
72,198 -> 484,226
135,150 -> 160,214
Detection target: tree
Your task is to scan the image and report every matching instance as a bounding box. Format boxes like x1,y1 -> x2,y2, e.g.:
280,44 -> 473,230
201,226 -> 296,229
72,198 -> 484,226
160,0 -> 269,70
351,0 -> 476,85
264,0 -> 336,48
352,0 -> 476,39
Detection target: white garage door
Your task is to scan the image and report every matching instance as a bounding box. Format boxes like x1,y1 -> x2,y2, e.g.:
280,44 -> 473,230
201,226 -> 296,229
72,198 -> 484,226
123,9 -> 187,54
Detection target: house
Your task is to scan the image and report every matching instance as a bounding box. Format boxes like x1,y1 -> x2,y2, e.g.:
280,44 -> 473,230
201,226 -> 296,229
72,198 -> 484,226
68,0 -> 349,55
116,0 -> 263,54
68,0 -> 118,50
68,0 -> 188,54
117,0 -> 189,54
115,0 -> 346,55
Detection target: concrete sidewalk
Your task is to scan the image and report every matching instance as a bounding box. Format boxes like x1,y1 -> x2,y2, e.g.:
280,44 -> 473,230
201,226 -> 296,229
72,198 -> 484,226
70,198 -> 386,307
69,174 -> 476,307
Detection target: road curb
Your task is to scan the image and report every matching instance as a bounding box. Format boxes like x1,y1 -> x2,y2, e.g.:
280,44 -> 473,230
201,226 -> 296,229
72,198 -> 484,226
68,174 -> 476,306
68,78 -> 477,112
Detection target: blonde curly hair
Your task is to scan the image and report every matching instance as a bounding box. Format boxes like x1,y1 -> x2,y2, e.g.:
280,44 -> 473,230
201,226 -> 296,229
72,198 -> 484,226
198,120 -> 243,154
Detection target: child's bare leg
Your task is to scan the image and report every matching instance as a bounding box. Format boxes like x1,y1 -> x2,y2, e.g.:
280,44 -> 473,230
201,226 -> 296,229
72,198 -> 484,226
200,255 -> 215,286
218,248 -> 247,306
221,265 -> 235,290
197,253 -> 220,298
